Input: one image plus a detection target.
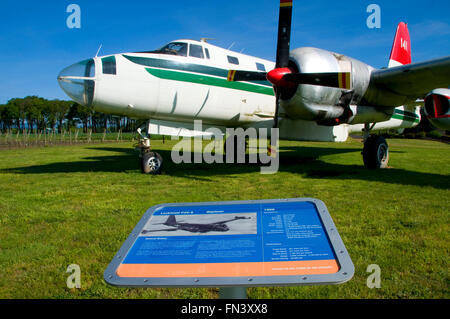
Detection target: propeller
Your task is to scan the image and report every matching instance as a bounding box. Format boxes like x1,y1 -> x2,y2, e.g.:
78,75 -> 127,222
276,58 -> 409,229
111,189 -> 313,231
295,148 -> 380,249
227,0 -> 352,132
275,0 -> 293,69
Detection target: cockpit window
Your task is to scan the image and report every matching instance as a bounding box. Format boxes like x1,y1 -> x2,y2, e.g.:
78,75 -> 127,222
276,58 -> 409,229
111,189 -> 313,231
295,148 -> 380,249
102,56 -> 116,75
85,59 -> 95,77
151,42 -> 188,57
189,44 -> 204,59
58,59 -> 95,106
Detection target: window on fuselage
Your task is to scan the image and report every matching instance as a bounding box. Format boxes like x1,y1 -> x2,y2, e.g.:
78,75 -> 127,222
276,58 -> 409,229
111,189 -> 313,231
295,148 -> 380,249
227,55 -> 239,65
204,48 -> 210,59
256,62 -> 266,72
152,42 -> 188,57
102,56 -> 116,75
189,44 -> 204,59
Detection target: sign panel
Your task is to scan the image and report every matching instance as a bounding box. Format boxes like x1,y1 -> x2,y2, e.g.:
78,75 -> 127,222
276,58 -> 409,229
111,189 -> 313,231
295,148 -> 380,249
104,198 -> 354,287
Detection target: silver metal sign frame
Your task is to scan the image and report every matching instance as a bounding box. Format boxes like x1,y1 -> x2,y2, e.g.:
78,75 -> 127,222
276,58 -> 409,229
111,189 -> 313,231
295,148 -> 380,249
104,198 -> 354,288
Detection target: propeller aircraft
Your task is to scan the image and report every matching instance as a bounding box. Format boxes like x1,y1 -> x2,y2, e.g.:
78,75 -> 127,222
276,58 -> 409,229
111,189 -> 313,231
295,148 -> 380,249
58,0 -> 450,174
141,215 -> 251,234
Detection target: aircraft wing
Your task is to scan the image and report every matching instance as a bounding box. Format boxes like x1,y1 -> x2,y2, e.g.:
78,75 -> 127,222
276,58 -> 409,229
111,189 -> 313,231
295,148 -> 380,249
212,216 -> 249,225
141,228 -> 177,234
212,220 -> 235,225
370,56 -> 450,101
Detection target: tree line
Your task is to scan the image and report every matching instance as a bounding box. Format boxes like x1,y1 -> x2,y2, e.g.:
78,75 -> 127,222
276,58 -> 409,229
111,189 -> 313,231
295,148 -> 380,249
0,96 -> 445,139
0,96 -> 138,134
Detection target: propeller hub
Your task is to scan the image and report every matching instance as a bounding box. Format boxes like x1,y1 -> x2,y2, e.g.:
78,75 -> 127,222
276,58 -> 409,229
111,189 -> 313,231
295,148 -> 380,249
267,67 -> 296,88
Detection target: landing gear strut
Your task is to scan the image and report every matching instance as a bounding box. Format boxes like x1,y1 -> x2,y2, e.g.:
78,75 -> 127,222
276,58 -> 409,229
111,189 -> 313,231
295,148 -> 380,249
362,123 -> 389,169
137,121 -> 163,174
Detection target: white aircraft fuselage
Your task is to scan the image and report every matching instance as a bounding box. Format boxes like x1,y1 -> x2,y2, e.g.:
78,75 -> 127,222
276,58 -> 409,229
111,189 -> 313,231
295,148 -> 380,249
58,39 -> 420,143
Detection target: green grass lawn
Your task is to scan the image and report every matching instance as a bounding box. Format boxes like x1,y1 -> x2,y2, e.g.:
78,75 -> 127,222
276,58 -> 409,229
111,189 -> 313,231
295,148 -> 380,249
0,138 -> 448,299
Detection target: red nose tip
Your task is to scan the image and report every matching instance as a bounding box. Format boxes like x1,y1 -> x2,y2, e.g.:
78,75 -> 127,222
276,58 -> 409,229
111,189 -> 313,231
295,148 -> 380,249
266,67 -> 296,88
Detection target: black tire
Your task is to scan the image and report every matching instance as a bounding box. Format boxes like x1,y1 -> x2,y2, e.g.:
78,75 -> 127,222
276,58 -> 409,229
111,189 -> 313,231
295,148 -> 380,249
141,151 -> 163,174
362,135 -> 389,169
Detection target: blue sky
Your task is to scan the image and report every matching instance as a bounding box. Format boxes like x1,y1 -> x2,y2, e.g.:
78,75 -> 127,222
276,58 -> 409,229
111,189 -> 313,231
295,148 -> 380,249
0,0 -> 449,104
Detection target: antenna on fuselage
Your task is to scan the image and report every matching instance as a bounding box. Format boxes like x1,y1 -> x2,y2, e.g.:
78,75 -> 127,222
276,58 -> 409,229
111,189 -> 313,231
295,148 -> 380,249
227,42 -> 235,50
95,44 -> 103,57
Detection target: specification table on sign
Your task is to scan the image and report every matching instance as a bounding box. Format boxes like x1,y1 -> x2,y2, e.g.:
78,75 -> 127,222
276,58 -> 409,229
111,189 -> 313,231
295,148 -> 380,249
104,198 -> 354,287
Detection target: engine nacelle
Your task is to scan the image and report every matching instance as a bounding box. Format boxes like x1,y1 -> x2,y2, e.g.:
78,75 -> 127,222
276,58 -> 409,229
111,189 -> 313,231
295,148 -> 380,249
279,47 -> 373,123
424,89 -> 450,130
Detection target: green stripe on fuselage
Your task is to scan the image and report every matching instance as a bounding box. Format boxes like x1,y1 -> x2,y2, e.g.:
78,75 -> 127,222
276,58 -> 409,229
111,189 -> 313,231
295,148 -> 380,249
123,54 -> 273,88
146,68 -> 275,96
392,109 -> 420,123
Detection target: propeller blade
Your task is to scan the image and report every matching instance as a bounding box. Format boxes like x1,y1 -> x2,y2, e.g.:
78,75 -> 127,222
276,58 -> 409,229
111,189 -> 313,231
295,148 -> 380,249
275,0 -> 293,68
282,72 -> 352,89
268,89 -> 282,159
227,70 -> 267,82
274,90 -> 281,129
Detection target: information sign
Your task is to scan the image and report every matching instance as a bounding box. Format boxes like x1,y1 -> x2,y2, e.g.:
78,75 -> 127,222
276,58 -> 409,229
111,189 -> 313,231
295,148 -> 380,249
104,198 -> 354,287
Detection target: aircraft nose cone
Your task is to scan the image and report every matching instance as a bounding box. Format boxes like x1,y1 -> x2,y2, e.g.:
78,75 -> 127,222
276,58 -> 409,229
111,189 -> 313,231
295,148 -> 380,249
57,59 -> 96,106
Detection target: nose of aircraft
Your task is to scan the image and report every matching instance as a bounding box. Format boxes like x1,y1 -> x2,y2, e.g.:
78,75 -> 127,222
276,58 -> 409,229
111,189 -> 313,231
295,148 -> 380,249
57,58 -> 96,106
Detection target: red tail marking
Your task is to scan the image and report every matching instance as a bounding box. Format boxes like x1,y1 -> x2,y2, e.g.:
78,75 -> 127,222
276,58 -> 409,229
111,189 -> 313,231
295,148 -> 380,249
389,22 -> 412,65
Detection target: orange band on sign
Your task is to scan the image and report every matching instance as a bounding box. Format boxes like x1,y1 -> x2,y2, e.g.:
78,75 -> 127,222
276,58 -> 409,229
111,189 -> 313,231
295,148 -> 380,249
117,260 -> 339,278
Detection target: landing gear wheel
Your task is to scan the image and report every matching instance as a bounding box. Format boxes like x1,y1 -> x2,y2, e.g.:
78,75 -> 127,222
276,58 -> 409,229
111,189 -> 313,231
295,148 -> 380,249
362,135 -> 389,169
141,151 -> 163,174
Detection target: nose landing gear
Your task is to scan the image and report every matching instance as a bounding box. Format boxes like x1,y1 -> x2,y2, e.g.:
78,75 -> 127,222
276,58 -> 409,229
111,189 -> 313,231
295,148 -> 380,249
137,121 -> 163,175
141,151 -> 163,174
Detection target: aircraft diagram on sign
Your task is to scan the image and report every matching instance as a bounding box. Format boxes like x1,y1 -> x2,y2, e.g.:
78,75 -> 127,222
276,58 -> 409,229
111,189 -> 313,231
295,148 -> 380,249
58,0 -> 450,174
141,215 -> 251,234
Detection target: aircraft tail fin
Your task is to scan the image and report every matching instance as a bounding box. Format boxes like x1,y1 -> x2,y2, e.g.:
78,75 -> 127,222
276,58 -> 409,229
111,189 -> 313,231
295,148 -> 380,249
165,215 -> 177,226
388,22 -> 411,68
